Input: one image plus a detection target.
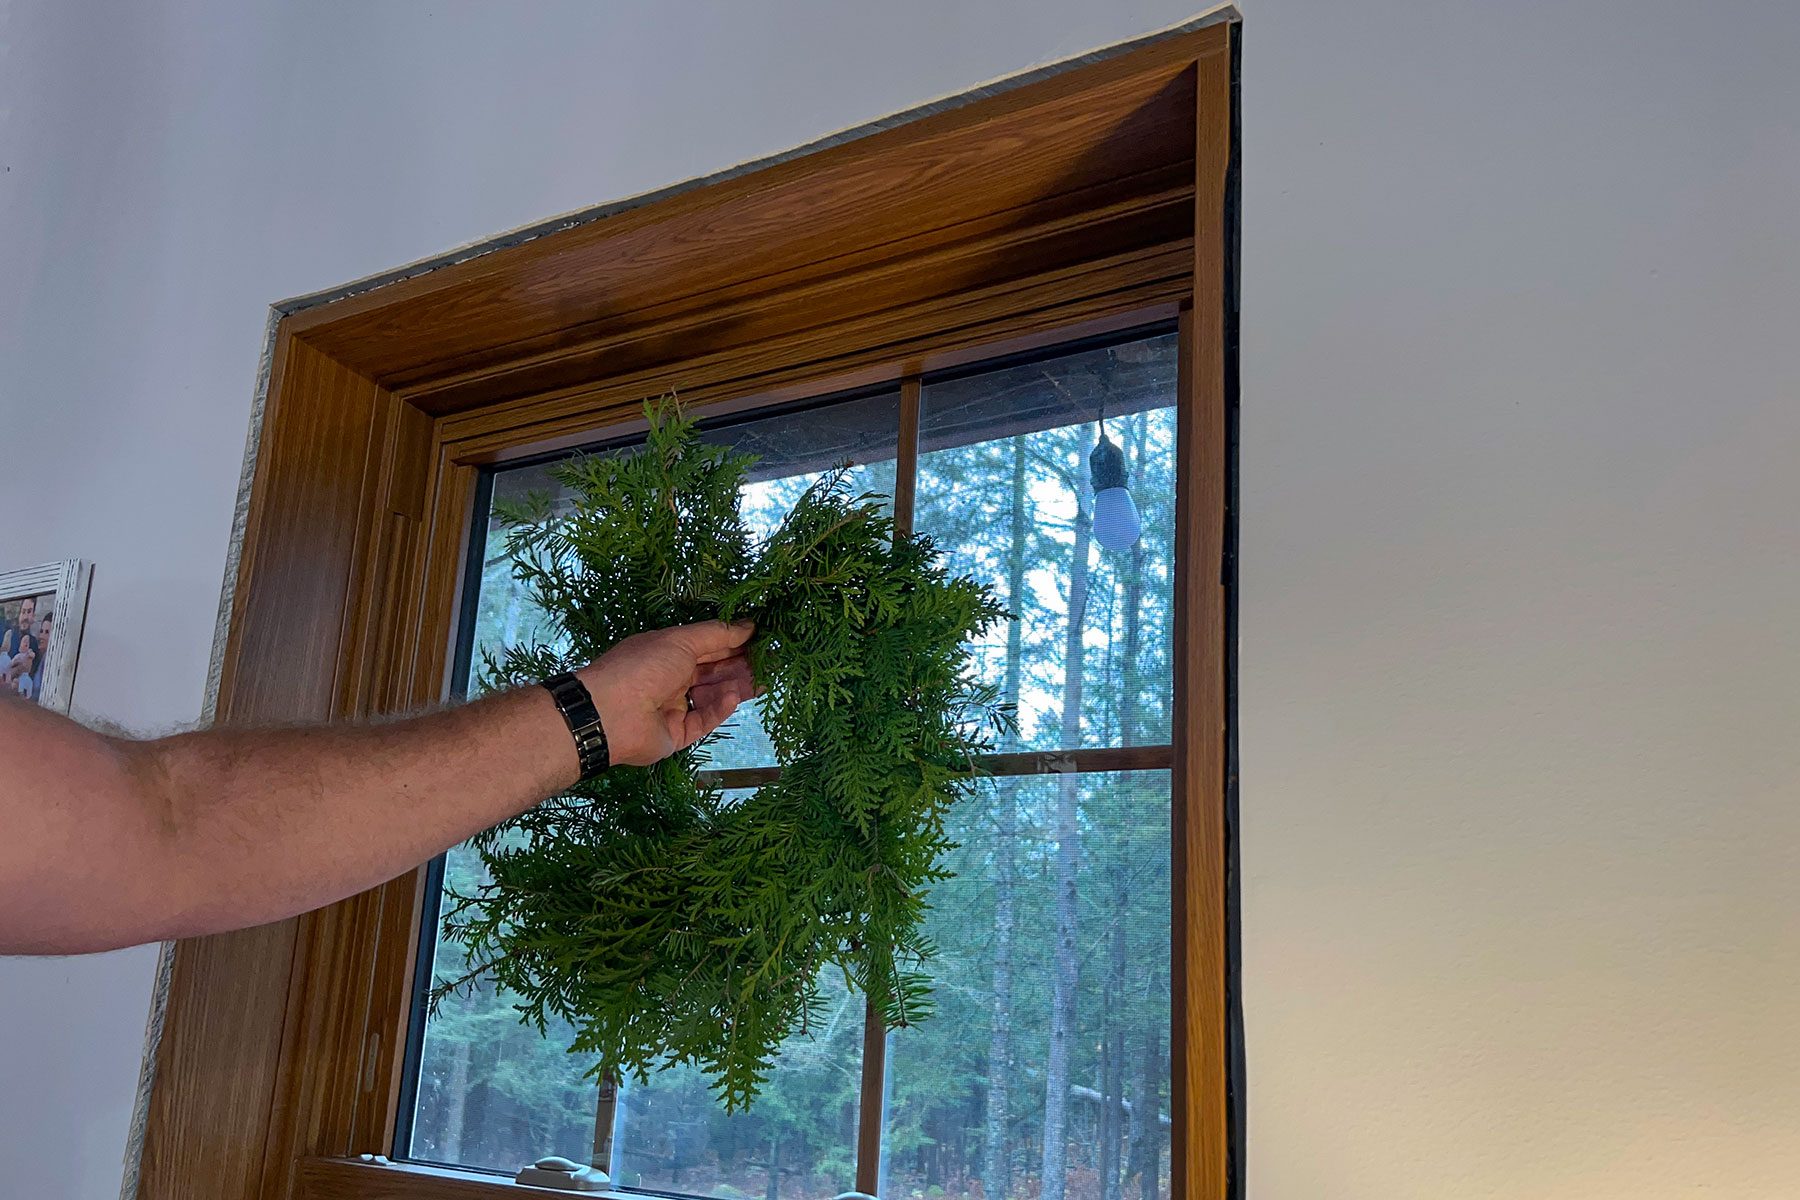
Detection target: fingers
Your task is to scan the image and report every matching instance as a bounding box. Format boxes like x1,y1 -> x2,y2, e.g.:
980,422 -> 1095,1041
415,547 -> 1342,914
687,674 -> 749,711
680,676 -> 753,747
672,619 -> 755,663
691,654 -> 755,689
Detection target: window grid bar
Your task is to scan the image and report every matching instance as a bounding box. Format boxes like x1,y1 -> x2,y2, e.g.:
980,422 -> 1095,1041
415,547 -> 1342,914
891,376 -> 921,536
700,743 -> 1174,791
851,374 -> 921,1195
854,1005 -> 890,1196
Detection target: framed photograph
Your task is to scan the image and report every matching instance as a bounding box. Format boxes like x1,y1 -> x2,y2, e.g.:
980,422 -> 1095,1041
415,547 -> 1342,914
0,559 -> 93,714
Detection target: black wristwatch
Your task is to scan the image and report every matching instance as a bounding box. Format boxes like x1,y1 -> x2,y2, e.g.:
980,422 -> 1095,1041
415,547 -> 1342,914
540,672 -> 611,780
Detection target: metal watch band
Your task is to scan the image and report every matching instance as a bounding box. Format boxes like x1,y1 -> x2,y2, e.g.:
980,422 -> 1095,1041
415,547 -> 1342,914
540,672 -> 611,780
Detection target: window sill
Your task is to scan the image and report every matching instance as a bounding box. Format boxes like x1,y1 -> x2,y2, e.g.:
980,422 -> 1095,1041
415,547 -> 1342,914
298,1157 -> 634,1200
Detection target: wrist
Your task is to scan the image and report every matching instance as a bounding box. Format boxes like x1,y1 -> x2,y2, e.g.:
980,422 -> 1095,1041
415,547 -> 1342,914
520,685 -> 583,792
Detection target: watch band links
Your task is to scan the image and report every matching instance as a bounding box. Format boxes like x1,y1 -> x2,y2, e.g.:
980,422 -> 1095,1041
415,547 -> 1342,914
540,672 -> 611,780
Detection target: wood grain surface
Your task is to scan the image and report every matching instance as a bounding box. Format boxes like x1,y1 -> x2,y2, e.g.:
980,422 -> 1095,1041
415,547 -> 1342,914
1170,39 -> 1235,1200
140,334 -> 388,1199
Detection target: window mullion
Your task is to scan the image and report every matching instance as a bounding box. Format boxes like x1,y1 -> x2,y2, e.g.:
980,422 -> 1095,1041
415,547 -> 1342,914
700,744 -> 1175,791
848,373 -> 920,1195
893,376 -> 922,532
854,1000 -> 889,1195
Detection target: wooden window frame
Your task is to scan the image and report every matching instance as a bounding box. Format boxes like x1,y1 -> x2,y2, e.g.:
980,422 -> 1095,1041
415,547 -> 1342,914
137,19 -> 1237,1200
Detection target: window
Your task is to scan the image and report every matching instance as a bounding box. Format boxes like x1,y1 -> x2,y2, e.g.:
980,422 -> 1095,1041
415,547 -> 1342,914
137,23 -> 1233,1200
402,332 -> 1180,1200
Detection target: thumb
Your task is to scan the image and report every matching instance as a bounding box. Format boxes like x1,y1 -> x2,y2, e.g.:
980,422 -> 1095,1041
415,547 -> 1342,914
672,619 -> 756,663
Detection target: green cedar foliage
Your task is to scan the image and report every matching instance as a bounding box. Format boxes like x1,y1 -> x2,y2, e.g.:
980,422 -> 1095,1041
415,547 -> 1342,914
437,398 -> 1007,1111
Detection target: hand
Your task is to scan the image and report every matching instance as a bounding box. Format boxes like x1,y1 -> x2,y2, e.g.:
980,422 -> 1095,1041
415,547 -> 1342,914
577,620 -> 758,767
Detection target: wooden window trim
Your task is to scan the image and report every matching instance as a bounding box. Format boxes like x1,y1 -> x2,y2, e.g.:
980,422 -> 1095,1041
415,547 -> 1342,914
137,20 -> 1236,1200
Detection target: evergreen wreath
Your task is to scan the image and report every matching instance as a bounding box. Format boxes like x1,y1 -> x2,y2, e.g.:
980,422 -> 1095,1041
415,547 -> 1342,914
437,398 -> 1007,1109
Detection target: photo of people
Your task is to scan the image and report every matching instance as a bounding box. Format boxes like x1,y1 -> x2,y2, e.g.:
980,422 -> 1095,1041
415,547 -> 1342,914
0,561 -> 89,713
1,591 -> 57,704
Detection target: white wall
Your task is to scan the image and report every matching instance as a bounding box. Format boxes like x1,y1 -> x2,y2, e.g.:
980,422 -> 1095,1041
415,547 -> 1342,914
2,2 -> 1796,1197
1242,4 -> 1800,1195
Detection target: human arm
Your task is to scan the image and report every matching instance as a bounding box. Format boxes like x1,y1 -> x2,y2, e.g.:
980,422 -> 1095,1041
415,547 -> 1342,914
0,620 -> 755,955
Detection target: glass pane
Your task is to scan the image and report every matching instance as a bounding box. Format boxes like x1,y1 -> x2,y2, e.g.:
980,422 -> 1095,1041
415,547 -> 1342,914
915,334 -> 1178,752
411,461 -> 601,1170
882,770 -> 1172,1200
611,966 -> 864,1199
405,393 -> 898,1174
464,460 -> 574,686
408,842 -> 602,1172
700,393 -> 900,769
699,391 -> 901,542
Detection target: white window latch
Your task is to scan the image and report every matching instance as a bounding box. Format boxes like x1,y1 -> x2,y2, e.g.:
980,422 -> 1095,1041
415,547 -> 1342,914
515,1156 -> 611,1191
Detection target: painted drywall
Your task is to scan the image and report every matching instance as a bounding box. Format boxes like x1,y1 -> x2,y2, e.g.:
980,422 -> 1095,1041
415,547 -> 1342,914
2,1 -> 1796,1197
1238,3 -> 1800,1195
